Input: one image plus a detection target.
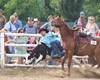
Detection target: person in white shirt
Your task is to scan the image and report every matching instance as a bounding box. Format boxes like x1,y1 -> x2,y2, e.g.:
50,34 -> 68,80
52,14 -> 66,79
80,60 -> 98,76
4,15 -> 16,33
4,15 -> 16,64
85,16 -> 99,36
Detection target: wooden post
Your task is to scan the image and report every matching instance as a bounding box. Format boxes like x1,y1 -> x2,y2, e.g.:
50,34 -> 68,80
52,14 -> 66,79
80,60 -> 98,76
0,33 -> 5,68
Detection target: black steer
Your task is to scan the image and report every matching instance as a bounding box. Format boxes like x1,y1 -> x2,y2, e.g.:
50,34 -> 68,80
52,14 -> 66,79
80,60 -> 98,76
25,43 -> 51,65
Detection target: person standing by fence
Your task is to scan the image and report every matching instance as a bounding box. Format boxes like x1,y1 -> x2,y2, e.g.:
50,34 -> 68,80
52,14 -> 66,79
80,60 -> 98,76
4,15 -> 16,64
33,18 -> 40,44
27,36 -> 36,53
23,17 -> 37,34
33,18 -> 40,33
0,28 -> 10,64
77,11 -> 86,29
0,9 -> 6,30
13,13 -> 22,30
14,28 -> 28,64
40,15 -> 53,31
85,16 -> 99,36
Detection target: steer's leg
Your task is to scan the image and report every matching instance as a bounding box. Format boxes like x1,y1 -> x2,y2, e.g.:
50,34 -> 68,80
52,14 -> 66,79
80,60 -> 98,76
35,54 -> 43,65
29,54 -> 43,70
43,60 -> 47,69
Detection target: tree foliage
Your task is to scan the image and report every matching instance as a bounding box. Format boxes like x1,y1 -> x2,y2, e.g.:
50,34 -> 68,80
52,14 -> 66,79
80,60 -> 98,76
83,0 -> 100,22
4,0 -> 47,21
0,0 -> 100,22
60,0 -> 84,21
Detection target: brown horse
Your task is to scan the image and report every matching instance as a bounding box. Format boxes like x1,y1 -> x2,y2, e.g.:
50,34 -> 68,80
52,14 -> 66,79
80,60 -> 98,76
52,15 -> 100,76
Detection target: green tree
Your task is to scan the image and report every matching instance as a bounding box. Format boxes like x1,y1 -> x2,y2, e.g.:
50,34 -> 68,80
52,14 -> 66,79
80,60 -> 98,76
43,0 -> 60,19
60,0 -> 84,21
4,0 -> 47,21
50,0 -> 60,15
83,0 -> 100,22
0,0 -> 10,10
1,0 -> 100,22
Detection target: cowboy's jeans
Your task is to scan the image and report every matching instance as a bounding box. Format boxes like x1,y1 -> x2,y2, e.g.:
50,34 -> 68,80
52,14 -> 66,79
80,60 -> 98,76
50,40 -> 62,58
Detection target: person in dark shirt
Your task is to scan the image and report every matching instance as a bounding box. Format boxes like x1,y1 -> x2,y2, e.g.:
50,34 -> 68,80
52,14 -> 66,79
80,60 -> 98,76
23,17 -> 37,34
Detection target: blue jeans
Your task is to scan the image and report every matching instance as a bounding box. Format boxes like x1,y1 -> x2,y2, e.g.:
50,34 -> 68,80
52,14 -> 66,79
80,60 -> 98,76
8,36 -> 15,63
50,40 -> 63,58
51,50 -> 64,58
48,60 -> 56,65
8,45 -> 15,63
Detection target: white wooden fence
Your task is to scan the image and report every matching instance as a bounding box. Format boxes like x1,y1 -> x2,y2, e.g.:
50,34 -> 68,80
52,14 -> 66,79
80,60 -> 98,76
0,33 -> 42,68
0,33 -> 88,68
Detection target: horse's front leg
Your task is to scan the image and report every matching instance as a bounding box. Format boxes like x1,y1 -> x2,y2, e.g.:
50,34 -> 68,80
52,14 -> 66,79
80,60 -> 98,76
61,51 -> 68,71
67,50 -> 73,76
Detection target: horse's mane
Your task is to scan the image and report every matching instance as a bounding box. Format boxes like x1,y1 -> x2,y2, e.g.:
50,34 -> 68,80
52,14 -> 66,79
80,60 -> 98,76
65,22 -> 77,31
61,20 -> 74,36
54,15 -> 76,37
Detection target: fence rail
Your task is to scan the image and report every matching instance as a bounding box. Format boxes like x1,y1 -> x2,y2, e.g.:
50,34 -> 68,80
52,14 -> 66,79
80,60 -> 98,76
0,33 -> 88,68
5,44 -> 38,47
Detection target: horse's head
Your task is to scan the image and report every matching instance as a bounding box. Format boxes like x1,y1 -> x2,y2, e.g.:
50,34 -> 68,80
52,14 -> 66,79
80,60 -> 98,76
51,14 -> 64,28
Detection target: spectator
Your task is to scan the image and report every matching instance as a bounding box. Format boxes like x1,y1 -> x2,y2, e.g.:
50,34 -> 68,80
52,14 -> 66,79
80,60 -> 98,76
14,28 -> 28,64
33,18 -> 40,33
27,36 -> 36,53
85,16 -> 99,36
4,15 -> 16,64
13,13 -> 22,30
4,15 -> 16,34
0,28 -> 10,63
33,18 -> 40,44
23,17 -> 37,34
26,36 -> 37,64
77,11 -> 85,29
73,24 -> 81,30
41,15 -> 53,31
0,9 -> 6,30
52,27 -> 61,41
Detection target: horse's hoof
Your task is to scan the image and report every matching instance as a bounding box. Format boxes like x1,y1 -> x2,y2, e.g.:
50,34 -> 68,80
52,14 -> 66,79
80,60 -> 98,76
62,67 -> 66,71
67,73 -> 70,77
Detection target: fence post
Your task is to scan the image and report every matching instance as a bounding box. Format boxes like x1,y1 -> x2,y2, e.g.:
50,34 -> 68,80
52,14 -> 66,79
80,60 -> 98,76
0,33 -> 5,68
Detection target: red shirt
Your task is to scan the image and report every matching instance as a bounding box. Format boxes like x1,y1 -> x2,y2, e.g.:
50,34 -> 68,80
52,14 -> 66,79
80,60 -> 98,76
4,36 -> 8,50
78,17 -> 85,29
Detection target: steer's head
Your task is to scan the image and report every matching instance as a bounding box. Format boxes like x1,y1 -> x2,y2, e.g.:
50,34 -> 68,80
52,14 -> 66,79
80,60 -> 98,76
25,52 -> 35,65
25,44 -> 43,65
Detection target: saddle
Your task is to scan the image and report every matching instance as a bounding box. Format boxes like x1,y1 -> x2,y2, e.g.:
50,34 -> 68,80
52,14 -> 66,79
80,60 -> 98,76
76,31 -> 92,43
74,31 -> 95,55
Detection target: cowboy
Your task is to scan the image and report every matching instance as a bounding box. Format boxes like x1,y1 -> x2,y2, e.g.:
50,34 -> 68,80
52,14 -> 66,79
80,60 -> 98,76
39,28 -> 64,59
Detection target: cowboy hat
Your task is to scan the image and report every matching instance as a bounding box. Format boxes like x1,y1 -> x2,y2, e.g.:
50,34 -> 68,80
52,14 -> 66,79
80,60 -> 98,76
39,28 -> 49,33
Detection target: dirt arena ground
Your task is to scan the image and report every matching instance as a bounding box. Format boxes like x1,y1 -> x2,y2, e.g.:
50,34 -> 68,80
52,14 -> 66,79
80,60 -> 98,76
0,67 -> 99,80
